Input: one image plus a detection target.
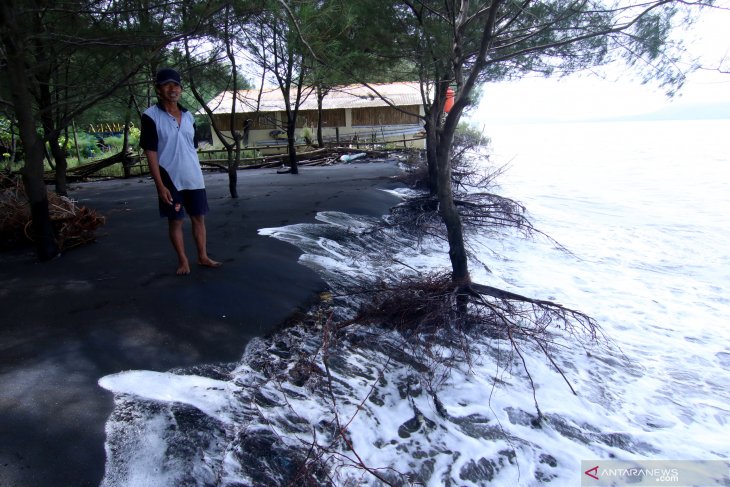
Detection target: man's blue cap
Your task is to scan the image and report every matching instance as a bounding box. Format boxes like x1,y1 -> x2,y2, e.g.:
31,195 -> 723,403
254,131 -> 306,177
155,68 -> 181,86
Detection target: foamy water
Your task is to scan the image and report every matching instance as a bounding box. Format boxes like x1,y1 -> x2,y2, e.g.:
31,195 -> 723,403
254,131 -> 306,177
98,120 -> 730,486
474,119 -> 730,468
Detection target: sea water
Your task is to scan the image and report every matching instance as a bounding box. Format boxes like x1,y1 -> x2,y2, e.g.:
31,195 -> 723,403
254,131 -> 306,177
475,118 -> 730,463
99,119 -> 730,486
481,119 -> 730,378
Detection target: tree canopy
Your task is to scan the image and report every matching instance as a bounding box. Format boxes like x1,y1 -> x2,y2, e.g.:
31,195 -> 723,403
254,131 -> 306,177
1,0 -> 715,262
317,0 -> 707,284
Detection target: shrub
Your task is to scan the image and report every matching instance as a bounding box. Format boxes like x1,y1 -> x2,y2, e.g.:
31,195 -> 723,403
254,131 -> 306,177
128,127 -> 140,148
104,135 -> 124,150
58,133 -> 99,158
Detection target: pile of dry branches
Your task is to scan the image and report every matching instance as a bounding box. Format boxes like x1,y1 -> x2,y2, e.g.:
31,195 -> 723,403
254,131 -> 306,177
0,174 -> 105,251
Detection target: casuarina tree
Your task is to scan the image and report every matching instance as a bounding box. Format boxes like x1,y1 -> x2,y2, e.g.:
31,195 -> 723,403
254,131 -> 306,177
371,0 -> 702,287
0,0 -> 223,261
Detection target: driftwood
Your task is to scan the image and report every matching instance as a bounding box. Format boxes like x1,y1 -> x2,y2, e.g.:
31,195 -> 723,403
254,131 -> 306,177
200,147 -> 390,171
41,150 -> 138,182
68,150 -> 128,177
0,174 -> 105,251
28,146 -> 393,183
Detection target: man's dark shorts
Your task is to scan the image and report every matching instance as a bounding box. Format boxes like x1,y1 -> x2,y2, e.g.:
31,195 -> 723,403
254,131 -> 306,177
158,167 -> 209,220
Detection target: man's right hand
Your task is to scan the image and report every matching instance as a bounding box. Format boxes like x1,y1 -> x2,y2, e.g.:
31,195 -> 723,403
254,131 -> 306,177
157,186 -> 173,205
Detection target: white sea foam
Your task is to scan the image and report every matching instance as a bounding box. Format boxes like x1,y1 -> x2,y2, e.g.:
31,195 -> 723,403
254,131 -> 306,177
98,119 -> 730,486
99,371 -> 237,424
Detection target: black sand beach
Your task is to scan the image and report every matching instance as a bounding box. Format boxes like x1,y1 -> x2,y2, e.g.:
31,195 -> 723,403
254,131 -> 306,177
0,161 -> 404,487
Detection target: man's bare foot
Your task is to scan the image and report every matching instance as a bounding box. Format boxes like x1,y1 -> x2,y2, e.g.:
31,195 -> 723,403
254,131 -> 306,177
198,257 -> 222,268
176,261 -> 191,275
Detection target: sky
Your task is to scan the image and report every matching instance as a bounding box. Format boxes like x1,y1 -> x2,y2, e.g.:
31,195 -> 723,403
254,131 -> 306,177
470,5 -> 730,124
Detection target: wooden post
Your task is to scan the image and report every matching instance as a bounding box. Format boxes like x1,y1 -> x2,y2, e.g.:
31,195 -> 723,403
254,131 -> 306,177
403,134 -> 407,148
335,127 -> 340,145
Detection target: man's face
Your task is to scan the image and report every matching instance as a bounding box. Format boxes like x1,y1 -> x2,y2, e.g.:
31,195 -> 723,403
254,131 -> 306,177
156,82 -> 182,103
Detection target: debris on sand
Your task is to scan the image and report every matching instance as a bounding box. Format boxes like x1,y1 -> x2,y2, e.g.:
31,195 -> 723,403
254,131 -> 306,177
0,174 -> 105,251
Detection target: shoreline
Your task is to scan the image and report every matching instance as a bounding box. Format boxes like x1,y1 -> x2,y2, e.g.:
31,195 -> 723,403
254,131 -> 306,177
0,161 -> 405,487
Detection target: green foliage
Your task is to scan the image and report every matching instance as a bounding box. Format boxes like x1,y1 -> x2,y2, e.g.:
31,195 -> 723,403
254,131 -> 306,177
57,126 -> 141,160
75,100 -> 125,130
58,133 -> 95,158
129,127 -> 141,144
1,0 -> 702,174
165,46 -> 251,113
454,122 -> 490,150
104,135 -> 125,148
299,127 -> 313,144
304,0 -> 419,84
0,117 -> 14,147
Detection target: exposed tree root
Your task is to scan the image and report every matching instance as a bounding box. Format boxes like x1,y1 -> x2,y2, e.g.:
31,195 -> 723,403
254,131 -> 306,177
341,272 -> 603,422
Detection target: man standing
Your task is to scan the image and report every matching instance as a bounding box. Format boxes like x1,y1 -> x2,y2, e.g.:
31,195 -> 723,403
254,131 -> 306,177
140,68 -> 221,275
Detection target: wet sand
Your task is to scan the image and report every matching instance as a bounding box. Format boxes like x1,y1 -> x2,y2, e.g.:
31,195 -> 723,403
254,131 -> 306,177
0,161 -> 404,487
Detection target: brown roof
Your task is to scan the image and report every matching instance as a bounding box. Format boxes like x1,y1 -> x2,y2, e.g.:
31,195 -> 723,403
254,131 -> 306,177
202,82 -> 425,115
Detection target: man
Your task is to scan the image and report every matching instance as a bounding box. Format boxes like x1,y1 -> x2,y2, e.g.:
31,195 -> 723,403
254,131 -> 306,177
140,68 -> 221,275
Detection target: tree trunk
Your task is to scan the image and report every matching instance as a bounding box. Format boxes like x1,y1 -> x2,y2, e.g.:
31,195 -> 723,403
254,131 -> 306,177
433,79 -> 470,285
228,162 -> 239,197
72,120 -> 82,166
122,125 -> 131,178
428,0 -> 502,287
49,135 -> 68,196
316,87 -> 325,148
286,117 -> 298,174
228,140 -> 239,198
43,145 -> 55,170
424,81 -> 449,195
1,5 -> 59,260
424,115 -> 439,195
9,119 -> 18,169
122,95 -> 133,178
435,134 -> 470,285
32,6 -> 68,197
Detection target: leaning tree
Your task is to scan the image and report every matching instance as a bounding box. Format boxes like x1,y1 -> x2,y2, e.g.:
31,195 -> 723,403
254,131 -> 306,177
285,0 -> 710,422
286,0 -> 701,285
387,0 -> 703,287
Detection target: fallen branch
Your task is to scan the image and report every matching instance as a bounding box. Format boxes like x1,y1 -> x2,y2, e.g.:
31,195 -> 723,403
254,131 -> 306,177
43,150 -> 138,182
199,147 -> 392,172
